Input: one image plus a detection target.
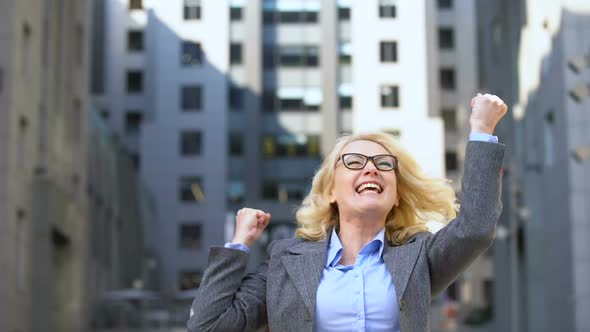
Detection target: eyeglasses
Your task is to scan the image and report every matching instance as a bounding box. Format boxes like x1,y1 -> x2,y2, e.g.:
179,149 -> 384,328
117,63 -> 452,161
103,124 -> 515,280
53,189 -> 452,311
339,153 -> 398,171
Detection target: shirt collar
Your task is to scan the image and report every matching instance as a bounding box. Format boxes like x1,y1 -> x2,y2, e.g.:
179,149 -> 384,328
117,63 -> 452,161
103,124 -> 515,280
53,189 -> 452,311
326,227 -> 386,267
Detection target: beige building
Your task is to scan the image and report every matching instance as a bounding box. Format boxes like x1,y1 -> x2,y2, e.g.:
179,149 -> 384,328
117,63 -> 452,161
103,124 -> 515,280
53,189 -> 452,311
0,0 -> 149,332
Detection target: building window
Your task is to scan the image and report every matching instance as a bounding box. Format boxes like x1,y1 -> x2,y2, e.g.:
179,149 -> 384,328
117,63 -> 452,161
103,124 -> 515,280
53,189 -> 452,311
181,41 -> 202,66
230,43 -> 242,64
338,7 -> 351,21
128,30 -> 144,52
229,132 -> 244,156
339,96 -> 352,110
379,0 -> 397,18
181,85 -> 202,111
438,28 -> 454,49
179,176 -> 203,202
262,179 -> 310,202
100,109 -> 109,119
262,134 -> 321,158
229,85 -> 244,110
125,111 -> 143,134
126,71 -> 143,93
339,42 -> 352,65
179,223 -> 202,249
263,9 -> 319,24
380,85 -> 400,108
442,108 -> 457,131
380,41 -> 398,63
230,6 -> 242,21
445,151 -> 458,171
227,180 -> 245,204
267,45 -> 319,68
440,68 -> 456,90
129,0 -> 142,10
180,130 -> 202,156
184,0 -> 201,20
18,116 -> 28,168
179,270 -> 202,290
438,0 -> 453,9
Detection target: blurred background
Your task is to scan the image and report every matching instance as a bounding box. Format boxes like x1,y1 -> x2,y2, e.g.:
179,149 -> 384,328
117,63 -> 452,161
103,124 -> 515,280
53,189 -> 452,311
0,0 -> 589,331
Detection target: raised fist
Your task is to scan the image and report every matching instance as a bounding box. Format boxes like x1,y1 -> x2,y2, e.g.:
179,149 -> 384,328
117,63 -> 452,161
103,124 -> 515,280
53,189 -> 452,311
470,93 -> 508,135
232,208 -> 271,248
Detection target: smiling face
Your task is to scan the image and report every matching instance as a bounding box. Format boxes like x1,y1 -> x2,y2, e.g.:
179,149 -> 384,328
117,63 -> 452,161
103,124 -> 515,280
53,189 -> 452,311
329,140 -> 399,222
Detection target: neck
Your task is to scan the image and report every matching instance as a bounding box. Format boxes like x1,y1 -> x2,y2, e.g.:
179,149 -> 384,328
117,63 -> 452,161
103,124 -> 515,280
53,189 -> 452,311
336,216 -> 385,265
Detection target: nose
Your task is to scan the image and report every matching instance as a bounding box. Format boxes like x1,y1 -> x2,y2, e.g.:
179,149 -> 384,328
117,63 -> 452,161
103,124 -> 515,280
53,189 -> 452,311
363,159 -> 379,175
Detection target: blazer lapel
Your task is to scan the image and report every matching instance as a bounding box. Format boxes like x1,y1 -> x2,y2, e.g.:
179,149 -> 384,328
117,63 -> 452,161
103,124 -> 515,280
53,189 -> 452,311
382,240 -> 423,301
281,240 -> 328,317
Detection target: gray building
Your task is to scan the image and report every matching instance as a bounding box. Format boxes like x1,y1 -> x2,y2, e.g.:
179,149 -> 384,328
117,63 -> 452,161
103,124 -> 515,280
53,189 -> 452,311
478,0 -> 590,331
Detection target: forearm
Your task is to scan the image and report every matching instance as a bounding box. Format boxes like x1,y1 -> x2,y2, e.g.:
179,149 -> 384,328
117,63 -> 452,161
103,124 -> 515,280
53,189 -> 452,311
427,141 -> 505,295
187,247 -> 267,332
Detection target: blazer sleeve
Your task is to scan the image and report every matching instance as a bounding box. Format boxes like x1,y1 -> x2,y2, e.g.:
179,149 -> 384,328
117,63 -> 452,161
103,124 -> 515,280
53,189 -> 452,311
187,242 -> 273,332
425,141 -> 505,296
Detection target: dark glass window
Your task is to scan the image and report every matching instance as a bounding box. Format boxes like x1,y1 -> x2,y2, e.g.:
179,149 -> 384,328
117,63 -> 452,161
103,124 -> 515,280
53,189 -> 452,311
184,0 -> 201,20
379,0 -> 396,18
339,96 -> 352,110
227,180 -> 245,204
261,179 -> 310,202
181,41 -> 202,66
179,176 -> 203,202
127,30 -> 144,52
380,85 -> 399,108
263,45 -> 276,69
229,85 -> 244,110
338,7 -> 351,20
126,71 -> 143,93
179,224 -> 202,249
446,151 -> 458,171
125,111 -> 143,134
263,90 -> 277,112
230,7 -> 242,21
181,85 -> 202,111
440,68 -> 456,90
230,43 -> 242,64
129,0 -> 142,10
439,28 -> 454,49
380,41 -> 398,63
179,270 -> 202,290
229,132 -> 243,156
438,0 -> 453,9
180,131 -> 202,156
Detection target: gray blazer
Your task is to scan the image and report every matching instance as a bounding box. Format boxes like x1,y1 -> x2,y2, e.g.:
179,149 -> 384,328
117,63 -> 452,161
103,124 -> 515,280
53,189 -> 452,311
188,141 -> 505,332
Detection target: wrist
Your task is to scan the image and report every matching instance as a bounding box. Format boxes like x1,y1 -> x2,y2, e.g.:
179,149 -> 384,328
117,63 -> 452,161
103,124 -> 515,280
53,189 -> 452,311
231,237 -> 254,248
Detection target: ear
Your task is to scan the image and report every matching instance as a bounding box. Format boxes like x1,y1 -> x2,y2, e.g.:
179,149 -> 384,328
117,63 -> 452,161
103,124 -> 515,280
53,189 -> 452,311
328,189 -> 336,204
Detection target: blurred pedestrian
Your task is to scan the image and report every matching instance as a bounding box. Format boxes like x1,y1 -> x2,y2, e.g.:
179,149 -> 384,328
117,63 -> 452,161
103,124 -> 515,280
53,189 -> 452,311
187,93 -> 507,332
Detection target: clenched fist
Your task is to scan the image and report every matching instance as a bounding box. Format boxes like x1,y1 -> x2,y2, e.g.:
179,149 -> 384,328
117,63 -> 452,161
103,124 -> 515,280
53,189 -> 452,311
232,208 -> 271,248
470,93 -> 508,135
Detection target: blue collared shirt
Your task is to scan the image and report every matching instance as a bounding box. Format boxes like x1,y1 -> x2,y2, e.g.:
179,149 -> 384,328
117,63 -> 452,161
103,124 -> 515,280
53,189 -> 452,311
315,228 -> 399,332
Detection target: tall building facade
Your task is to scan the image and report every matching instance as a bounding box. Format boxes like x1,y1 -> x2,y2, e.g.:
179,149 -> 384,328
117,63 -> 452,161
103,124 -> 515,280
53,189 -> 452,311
478,0 -> 590,331
95,2 -> 490,313
0,0 -> 152,331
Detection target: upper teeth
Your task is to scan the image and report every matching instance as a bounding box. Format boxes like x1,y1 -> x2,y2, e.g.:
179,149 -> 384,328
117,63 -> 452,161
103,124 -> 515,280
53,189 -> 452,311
357,183 -> 382,193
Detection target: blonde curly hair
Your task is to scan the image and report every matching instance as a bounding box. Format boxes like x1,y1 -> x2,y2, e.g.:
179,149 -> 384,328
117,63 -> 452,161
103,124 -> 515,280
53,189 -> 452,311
295,132 -> 459,245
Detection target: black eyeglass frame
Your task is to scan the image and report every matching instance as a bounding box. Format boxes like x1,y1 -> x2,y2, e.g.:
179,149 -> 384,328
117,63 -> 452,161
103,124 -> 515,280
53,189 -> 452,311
338,153 -> 399,171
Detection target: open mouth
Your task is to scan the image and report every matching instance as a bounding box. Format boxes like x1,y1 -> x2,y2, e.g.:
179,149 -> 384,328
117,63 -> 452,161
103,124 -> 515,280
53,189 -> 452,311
356,182 -> 382,194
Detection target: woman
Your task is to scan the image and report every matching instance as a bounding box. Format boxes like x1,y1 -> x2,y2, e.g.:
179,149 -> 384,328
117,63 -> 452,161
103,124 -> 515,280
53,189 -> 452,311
188,93 -> 507,332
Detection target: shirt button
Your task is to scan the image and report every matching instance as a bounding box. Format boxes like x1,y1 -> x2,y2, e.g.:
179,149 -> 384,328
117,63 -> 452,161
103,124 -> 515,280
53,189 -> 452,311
354,290 -> 360,294
353,273 -> 359,277
357,314 -> 361,319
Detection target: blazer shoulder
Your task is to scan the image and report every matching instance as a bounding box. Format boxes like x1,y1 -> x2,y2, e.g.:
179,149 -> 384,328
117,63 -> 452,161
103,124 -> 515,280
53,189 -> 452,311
266,237 -> 306,256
